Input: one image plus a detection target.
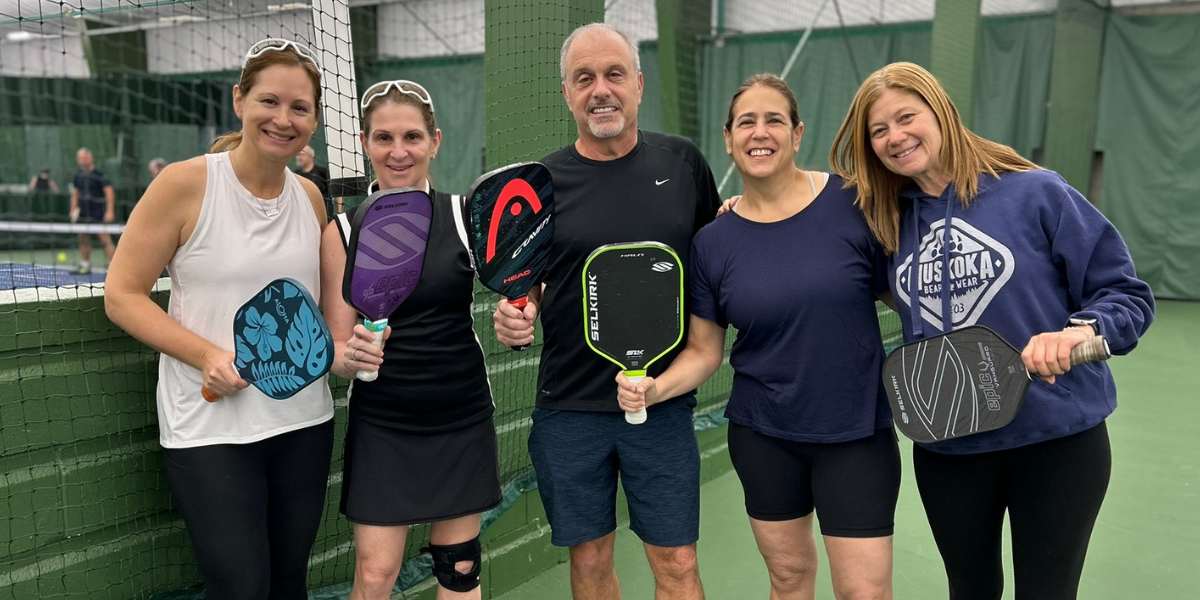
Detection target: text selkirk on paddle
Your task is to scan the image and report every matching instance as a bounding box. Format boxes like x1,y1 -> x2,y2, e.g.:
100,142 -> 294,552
582,241 -> 684,425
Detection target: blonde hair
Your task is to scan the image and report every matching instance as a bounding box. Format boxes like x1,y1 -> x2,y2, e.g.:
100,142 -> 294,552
829,62 -> 1036,254
210,43 -> 322,153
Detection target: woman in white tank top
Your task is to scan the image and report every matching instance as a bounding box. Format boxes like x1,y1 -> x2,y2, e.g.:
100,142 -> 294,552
105,39 -> 333,599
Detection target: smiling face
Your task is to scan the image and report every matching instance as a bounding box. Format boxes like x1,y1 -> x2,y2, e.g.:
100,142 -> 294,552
561,27 -> 643,146
724,84 -> 803,181
361,100 -> 440,189
233,63 -> 318,162
867,87 -> 947,192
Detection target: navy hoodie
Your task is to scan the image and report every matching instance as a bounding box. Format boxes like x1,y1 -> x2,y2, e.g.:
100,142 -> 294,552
889,169 -> 1154,454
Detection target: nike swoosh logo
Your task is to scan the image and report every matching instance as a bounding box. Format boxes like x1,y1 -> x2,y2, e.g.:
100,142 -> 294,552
655,178 -> 670,186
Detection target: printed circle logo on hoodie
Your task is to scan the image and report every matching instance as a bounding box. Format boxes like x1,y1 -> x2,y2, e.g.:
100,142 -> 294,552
894,218 -> 1015,330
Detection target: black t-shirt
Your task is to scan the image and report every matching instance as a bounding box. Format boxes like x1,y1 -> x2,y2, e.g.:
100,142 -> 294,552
348,190 -> 493,432
73,169 -> 110,206
536,130 -> 720,412
294,164 -> 330,197
33,174 -> 53,192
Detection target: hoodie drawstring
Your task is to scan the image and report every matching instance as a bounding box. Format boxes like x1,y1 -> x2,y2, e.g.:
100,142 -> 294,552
907,193 -> 956,339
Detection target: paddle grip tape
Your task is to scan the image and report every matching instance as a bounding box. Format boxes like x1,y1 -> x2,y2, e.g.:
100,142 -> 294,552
624,371 -> 648,425
355,318 -> 388,382
1069,336 -> 1111,365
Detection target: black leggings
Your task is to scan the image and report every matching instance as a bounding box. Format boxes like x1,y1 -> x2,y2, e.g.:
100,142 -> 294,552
163,420 -> 334,600
913,422 -> 1111,600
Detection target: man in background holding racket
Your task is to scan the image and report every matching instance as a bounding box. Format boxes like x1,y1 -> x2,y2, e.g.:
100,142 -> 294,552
69,147 -> 116,274
493,23 -> 719,600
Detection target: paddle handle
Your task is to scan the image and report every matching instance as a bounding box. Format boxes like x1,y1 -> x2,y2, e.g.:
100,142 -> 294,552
509,295 -> 531,352
356,318 -> 389,382
1069,335 -> 1111,366
624,371 -> 648,425
200,362 -> 237,402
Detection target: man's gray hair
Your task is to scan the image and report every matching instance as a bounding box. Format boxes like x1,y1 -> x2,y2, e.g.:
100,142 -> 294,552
559,22 -> 641,81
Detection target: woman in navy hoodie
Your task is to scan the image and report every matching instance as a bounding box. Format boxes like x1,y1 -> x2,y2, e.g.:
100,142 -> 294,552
830,62 -> 1154,599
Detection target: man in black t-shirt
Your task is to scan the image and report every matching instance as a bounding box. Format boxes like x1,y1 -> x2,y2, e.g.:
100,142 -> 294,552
293,145 -> 330,198
493,23 -> 719,599
69,147 -> 116,274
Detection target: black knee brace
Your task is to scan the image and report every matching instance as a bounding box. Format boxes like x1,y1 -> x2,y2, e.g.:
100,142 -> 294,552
422,537 -> 482,593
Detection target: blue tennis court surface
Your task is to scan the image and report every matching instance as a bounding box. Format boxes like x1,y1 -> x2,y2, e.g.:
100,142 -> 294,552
0,262 -> 107,290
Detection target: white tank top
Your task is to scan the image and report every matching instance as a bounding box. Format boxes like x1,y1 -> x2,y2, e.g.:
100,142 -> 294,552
156,152 -> 333,448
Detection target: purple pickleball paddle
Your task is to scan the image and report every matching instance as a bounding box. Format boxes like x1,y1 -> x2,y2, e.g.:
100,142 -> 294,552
342,187 -> 433,381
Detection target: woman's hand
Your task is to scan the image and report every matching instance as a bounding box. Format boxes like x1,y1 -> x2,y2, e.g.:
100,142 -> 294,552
200,349 -> 248,398
1021,325 -> 1096,384
335,323 -> 391,379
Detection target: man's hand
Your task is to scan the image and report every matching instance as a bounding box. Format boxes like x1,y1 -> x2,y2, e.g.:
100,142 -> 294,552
716,195 -> 741,216
615,372 -> 658,414
493,297 -> 539,348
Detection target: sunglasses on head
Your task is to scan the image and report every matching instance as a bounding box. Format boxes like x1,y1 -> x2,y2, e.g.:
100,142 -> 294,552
360,79 -> 435,113
243,38 -> 322,72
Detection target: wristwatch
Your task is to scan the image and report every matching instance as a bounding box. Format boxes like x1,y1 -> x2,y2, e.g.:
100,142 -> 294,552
1068,317 -> 1099,335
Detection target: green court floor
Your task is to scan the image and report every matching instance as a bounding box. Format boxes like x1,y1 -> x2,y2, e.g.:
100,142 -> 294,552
497,300 -> 1199,599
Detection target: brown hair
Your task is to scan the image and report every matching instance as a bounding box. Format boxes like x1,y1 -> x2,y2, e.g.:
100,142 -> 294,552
829,62 -> 1036,254
361,85 -> 437,137
725,73 -> 801,131
210,44 -> 322,153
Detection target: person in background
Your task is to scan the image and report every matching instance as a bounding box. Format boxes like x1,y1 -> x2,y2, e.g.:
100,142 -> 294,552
69,147 -> 116,274
294,144 -> 330,198
29,168 -> 61,194
147,158 -> 168,180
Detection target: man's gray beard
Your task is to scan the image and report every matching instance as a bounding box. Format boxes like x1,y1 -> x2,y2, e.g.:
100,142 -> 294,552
587,115 -> 625,139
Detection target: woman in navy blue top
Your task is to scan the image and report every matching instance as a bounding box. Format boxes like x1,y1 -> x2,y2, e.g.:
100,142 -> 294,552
831,62 -> 1154,600
616,74 -> 900,599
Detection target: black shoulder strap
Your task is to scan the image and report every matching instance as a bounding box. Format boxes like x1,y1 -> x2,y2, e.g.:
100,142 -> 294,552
439,191 -> 473,269
333,208 -> 352,250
